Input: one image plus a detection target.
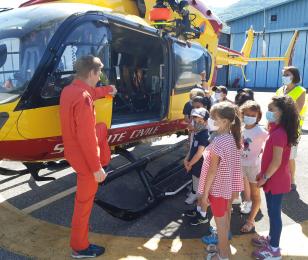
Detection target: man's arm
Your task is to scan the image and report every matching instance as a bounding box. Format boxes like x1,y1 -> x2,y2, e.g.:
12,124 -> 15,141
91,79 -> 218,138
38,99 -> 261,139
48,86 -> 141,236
93,85 -> 117,100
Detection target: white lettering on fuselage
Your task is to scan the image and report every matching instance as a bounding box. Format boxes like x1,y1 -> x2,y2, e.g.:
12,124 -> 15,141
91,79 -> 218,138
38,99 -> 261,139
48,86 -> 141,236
108,126 -> 160,144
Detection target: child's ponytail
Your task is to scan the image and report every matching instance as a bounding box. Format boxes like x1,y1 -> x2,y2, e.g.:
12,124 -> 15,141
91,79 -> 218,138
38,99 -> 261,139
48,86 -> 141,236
230,107 -> 242,149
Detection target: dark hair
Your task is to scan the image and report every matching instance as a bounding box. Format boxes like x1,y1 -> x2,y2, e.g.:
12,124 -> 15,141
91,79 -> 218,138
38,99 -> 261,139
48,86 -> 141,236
283,66 -> 301,84
210,102 -> 242,149
235,88 -> 254,106
74,55 -> 102,78
192,96 -> 205,105
271,96 -> 300,146
240,100 -> 262,123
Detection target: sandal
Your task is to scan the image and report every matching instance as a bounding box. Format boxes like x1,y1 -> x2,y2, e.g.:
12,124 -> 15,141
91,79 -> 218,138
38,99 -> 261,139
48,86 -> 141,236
240,220 -> 255,233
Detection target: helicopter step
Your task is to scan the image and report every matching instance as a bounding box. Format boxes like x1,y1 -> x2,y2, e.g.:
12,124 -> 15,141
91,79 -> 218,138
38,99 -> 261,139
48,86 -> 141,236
95,139 -> 191,220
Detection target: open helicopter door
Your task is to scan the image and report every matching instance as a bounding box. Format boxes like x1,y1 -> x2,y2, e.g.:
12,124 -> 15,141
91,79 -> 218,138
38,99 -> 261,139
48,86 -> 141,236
15,16 -> 113,161
168,40 -> 211,121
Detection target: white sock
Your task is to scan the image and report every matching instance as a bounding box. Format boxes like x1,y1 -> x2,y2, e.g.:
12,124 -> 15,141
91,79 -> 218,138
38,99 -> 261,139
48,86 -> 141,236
200,211 -> 207,218
271,246 -> 279,252
197,206 -> 201,212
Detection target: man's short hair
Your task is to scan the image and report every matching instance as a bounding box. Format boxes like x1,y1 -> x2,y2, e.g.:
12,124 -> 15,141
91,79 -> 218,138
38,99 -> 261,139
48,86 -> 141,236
74,55 -> 103,78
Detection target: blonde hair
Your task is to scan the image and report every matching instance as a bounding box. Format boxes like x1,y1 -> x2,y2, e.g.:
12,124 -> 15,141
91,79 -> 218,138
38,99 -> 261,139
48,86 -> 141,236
74,55 -> 102,78
240,100 -> 262,123
210,101 -> 242,149
190,88 -> 205,99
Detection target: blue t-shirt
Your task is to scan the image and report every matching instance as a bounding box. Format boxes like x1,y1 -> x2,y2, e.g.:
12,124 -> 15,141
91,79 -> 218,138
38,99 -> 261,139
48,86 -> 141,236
189,129 -> 209,177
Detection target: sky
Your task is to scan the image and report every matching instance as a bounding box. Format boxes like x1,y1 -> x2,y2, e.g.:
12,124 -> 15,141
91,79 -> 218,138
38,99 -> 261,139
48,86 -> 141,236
0,0 -> 241,8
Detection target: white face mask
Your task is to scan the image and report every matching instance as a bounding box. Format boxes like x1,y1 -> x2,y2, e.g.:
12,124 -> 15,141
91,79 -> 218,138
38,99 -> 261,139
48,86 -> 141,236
243,115 -> 257,126
214,92 -> 222,100
207,118 -> 219,131
282,76 -> 292,85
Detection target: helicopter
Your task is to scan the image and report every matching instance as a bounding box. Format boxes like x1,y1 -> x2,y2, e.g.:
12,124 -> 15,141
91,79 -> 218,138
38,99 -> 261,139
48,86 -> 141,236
0,0 -> 299,218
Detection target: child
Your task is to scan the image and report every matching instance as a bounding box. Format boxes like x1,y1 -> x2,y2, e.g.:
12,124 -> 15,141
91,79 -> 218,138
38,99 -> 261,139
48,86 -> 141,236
252,96 -> 300,260
184,107 -> 210,208
239,101 -> 268,233
183,88 -> 205,123
198,102 -> 243,260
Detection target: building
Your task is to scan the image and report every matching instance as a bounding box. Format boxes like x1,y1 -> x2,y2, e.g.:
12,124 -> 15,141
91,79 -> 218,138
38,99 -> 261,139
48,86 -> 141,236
226,0 -> 308,89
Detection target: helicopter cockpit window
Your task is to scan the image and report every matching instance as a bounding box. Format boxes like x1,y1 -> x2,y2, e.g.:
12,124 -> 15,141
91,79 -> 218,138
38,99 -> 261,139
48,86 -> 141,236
173,42 -> 211,90
41,21 -> 109,99
0,6 -> 69,104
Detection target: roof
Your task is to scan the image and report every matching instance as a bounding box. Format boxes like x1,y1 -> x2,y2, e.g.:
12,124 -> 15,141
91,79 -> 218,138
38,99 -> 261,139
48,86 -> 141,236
225,0 -> 297,23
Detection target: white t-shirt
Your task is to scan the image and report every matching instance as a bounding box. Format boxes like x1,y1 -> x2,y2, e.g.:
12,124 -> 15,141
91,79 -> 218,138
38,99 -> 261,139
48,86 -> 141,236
242,125 -> 268,166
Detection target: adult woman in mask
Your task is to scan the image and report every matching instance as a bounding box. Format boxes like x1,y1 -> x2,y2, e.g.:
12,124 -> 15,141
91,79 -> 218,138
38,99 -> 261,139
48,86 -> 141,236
276,66 -> 307,191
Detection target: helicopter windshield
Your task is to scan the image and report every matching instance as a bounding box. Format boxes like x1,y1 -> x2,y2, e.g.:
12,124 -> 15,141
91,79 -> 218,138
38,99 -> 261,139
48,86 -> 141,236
0,6 -> 74,104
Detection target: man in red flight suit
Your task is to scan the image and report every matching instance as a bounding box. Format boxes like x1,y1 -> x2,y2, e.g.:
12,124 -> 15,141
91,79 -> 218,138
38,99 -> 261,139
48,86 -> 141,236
60,55 -> 117,258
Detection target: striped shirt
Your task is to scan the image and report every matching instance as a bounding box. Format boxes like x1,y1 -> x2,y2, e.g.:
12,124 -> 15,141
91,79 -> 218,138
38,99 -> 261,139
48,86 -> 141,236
198,134 -> 243,199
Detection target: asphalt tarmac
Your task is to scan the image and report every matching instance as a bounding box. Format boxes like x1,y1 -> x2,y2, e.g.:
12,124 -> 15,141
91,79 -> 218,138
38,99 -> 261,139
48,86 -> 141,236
0,91 -> 307,259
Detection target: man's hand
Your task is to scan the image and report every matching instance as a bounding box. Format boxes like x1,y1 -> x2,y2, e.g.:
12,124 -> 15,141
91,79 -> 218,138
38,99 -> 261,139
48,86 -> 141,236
109,85 -> 117,97
93,168 -> 107,183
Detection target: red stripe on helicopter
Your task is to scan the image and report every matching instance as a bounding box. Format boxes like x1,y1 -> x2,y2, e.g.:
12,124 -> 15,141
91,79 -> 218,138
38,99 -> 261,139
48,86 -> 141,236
0,120 -> 187,162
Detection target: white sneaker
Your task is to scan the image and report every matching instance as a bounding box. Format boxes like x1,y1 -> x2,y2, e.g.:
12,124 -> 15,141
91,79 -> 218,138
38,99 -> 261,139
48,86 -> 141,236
240,200 -> 252,214
185,192 -> 198,204
232,197 -> 242,205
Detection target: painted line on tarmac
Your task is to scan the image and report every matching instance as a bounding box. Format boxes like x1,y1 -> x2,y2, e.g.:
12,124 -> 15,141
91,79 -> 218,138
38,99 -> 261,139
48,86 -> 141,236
21,186 -> 77,214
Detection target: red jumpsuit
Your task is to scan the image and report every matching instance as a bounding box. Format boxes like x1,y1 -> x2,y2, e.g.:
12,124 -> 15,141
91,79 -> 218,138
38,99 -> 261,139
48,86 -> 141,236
60,79 -> 113,251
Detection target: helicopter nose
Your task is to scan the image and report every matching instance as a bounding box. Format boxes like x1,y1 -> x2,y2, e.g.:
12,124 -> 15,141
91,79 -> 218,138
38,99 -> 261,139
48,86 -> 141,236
0,112 -> 9,129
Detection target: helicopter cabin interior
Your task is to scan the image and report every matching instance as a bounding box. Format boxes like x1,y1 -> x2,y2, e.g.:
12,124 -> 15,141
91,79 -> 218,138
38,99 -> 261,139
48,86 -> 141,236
108,22 -> 166,126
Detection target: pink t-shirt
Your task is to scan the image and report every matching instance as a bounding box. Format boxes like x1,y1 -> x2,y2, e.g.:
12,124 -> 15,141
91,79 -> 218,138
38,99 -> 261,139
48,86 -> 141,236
261,124 -> 291,194
198,134 -> 243,199
242,125 -> 268,166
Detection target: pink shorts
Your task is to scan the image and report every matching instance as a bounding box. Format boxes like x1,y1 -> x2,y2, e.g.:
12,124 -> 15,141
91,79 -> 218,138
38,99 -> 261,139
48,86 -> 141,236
209,195 -> 229,217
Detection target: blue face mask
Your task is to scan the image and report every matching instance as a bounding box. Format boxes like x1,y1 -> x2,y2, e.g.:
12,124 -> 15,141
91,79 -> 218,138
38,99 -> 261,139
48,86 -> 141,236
282,76 -> 292,85
266,111 -> 276,123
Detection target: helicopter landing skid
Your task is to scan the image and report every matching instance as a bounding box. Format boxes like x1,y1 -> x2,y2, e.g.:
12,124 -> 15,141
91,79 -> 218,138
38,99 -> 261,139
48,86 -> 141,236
95,140 -> 191,220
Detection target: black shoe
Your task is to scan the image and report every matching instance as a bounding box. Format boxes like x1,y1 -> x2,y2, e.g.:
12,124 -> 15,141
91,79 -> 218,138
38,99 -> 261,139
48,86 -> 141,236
190,211 -> 209,226
184,209 -> 198,218
291,184 -> 297,191
71,244 -> 105,258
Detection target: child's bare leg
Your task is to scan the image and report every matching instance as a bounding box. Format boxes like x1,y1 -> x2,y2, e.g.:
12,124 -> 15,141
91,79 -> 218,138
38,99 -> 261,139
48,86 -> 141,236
247,183 -> 261,223
243,175 -> 251,202
215,212 -> 230,258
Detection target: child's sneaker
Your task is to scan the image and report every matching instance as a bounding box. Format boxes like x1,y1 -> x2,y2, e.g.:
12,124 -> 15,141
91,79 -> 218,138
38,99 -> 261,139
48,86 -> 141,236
252,244 -> 281,260
240,200 -> 252,214
184,208 -> 198,218
190,211 -> 209,226
185,192 -> 198,204
202,228 -> 232,245
71,244 -> 105,258
232,197 -> 242,205
202,232 -> 218,245
251,235 -> 270,247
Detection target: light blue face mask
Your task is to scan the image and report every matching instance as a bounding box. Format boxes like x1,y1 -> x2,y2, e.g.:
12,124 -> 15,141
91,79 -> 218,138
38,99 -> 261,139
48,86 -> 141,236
243,115 -> 257,125
266,111 -> 276,123
282,76 -> 292,85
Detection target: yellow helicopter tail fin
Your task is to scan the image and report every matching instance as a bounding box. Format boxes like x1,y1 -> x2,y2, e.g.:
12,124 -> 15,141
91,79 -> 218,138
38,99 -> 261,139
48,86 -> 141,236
283,30 -> 299,66
240,27 -> 255,59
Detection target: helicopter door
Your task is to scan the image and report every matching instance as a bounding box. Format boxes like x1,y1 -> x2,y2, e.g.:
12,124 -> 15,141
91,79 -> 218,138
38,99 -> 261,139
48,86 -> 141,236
168,41 -> 211,120
16,19 -> 112,141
